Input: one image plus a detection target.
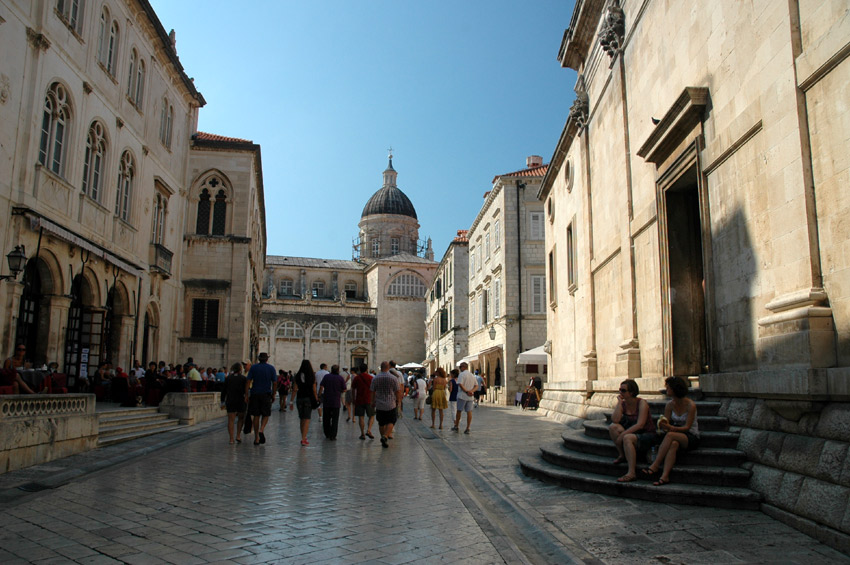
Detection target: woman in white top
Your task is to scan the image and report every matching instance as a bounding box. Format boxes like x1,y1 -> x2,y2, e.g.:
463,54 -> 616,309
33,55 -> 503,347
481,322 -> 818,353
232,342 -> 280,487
642,376 -> 700,486
413,375 -> 428,420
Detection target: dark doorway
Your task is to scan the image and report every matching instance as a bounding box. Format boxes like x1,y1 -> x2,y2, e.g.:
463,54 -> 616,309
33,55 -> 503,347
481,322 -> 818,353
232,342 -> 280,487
16,259 -> 46,366
665,167 -> 707,376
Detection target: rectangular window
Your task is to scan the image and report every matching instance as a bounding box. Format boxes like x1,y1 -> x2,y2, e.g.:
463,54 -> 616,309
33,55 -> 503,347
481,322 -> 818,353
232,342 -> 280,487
280,279 -> 294,296
494,219 -> 501,249
485,231 -> 491,259
567,223 -> 577,291
190,299 -> 219,338
494,278 -> 501,318
469,248 -> 475,276
372,240 -> 380,257
470,296 -> 476,330
483,288 -> 490,324
312,281 -> 325,298
548,248 -> 557,307
530,274 -> 546,314
529,212 -> 544,240
391,238 -> 399,254
440,308 -> 448,334
344,282 -> 356,299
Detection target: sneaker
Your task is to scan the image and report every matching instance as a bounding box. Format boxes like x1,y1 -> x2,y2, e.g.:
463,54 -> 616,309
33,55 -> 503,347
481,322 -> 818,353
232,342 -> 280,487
381,437 -> 388,448
451,426 -> 459,432
300,439 -> 309,446
464,429 -> 471,434
359,434 -> 366,440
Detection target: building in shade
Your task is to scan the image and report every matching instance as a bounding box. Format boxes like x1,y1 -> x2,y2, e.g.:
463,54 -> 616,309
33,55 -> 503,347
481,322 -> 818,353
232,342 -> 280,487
259,155 -> 436,372
424,230 -> 469,375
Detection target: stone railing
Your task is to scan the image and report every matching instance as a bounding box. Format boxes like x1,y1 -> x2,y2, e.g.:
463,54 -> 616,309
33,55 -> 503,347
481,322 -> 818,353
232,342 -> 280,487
159,392 -> 224,425
0,394 -> 97,474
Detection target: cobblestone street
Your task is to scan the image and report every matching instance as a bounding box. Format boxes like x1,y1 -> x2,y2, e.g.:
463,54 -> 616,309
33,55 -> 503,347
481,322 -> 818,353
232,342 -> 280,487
0,403 -> 846,564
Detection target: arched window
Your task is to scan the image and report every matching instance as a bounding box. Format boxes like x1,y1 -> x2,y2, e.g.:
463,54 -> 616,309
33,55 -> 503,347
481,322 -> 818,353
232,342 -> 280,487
38,82 -> 71,176
346,324 -> 373,341
98,8 -> 118,74
311,322 -> 338,340
115,151 -> 134,221
107,21 -> 119,74
277,322 -> 304,339
81,121 -> 106,200
57,0 -> 84,34
387,273 -> 427,297
212,189 -> 226,235
97,8 -> 108,65
126,49 -> 137,98
196,188 -> 210,234
134,60 -> 145,106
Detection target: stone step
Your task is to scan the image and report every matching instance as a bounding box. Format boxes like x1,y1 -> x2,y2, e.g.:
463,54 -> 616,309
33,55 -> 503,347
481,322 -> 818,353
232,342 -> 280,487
646,400 -> 720,416
98,413 -> 171,427
539,442 -> 752,488
97,422 -> 182,447
98,417 -> 178,439
583,420 -> 739,448
600,413 -> 729,431
97,407 -> 160,419
519,456 -> 761,510
561,429 -> 748,467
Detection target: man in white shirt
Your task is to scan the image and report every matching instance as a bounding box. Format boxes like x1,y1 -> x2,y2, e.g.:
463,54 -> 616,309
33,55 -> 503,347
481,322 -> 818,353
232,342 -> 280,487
315,363 -> 329,418
452,362 -> 478,434
388,360 -> 405,420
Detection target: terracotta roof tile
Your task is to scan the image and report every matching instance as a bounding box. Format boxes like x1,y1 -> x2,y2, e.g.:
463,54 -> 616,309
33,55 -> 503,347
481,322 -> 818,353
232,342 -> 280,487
193,131 -> 252,144
453,230 -> 469,243
492,164 -> 549,183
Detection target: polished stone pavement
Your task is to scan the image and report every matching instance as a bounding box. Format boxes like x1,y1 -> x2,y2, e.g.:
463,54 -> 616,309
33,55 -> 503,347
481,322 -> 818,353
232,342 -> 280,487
0,401 -> 847,564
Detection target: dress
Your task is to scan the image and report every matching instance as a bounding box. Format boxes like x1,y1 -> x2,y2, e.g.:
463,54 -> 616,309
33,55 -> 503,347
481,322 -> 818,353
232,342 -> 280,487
431,382 -> 448,410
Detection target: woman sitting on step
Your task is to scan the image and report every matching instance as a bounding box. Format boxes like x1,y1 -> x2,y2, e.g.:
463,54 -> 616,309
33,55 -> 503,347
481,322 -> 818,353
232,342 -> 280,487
609,379 -> 656,483
642,376 -> 700,486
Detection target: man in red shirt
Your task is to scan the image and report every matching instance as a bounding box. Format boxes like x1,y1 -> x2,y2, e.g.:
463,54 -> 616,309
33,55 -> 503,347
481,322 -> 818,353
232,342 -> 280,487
351,364 -> 375,440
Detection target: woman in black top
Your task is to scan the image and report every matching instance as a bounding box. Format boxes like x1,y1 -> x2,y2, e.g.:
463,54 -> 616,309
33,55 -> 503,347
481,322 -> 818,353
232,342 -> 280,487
289,360 -> 318,446
221,362 -> 247,444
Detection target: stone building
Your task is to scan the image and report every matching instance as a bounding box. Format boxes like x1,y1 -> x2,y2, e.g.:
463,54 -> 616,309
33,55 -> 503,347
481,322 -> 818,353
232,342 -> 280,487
259,156 -> 436,372
460,157 -> 549,405
539,0 -> 850,546
424,230 -> 469,374
0,0 -> 265,375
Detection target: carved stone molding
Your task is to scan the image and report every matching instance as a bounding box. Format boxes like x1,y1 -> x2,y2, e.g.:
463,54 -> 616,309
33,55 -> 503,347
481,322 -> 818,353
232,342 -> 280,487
116,117 -> 124,129
569,75 -> 589,129
26,28 -> 51,51
82,81 -> 93,94
599,0 -> 625,59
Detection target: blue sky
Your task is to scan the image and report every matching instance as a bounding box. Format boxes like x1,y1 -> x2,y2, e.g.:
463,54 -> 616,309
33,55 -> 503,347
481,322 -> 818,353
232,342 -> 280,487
150,0 -> 577,260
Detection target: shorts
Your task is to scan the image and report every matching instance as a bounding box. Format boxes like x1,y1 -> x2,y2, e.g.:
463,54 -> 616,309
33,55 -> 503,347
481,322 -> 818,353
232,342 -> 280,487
681,432 -> 700,451
248,393 -> 272,417
449,400 -> 457,415
415,395 -> 426,410
354,404 -> 375,418
474,390 -> 481,400
296,397 -> 313,420
376,408 -> 397,427
344,391 -> 352,404
456,399 -> 474,413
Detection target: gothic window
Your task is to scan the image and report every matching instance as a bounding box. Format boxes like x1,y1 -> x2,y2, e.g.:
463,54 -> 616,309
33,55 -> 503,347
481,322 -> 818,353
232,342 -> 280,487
57,0 -> 84,34
97,8 -> 118,75
196,189 -> 210,234
190,299 -> 219,338
387,273 -> 426,297
277,321 -> 303,339
277,322 -> 302,338
344,282 -> 356,299
212,190 -> 226,235
81,121 -> 106,200
115,150 -> 134,221
134,60 -> 145,106
311,322 -> 338,340
127,49 -> 145,106
159,98 -> 173,148
311,281 -> 325,298
279,278 -> 294,296
126,49 -> 136,98
38,82 -> 71,176
346,324 -> 372,341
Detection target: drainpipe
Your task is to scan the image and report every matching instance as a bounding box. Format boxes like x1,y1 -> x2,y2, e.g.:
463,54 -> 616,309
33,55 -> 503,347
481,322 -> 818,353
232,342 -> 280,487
516,180 -> 525,355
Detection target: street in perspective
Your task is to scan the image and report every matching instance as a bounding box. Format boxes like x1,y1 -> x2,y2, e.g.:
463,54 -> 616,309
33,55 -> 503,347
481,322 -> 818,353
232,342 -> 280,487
0,401 -> 845,564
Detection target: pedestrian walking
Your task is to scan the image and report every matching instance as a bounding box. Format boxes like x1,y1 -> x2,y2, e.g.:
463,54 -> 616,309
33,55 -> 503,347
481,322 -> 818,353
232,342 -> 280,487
277,370 -> 291,412
371,361 -> 402,448
351,364 -> 375,440
389,360 -> 405,419
290,360 -> 318,446
220,362 -> 247,444
342,367 -> 353,422
448,369 -> 459,417
246,352 -> 277,445
319,365 -> 346,440
413,373 -> 427,420
429,367 -> 449,429
315,363 -> 329,418
452,362 -> 478,434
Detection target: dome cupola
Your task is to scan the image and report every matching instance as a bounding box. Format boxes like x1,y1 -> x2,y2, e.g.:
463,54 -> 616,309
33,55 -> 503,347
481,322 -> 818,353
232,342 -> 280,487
361,153 -> 418,219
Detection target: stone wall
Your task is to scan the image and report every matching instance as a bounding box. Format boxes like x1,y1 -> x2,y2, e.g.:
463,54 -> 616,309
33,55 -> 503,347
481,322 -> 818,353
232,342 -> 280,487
0,395 -> 97,474
158,392 -> 225,426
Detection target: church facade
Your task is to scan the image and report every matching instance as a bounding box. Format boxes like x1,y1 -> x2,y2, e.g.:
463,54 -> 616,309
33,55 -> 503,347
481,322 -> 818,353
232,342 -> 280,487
259,157 -> 436,372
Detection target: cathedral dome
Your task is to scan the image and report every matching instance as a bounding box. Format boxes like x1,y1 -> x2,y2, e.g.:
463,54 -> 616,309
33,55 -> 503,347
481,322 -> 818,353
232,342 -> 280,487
361,186 -> 418,219
360,156 -> 418,219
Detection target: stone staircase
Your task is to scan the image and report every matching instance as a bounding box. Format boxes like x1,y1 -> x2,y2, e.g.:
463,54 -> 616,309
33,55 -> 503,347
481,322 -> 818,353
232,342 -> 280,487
97,407 -> 182,447
519,398 -> 763,510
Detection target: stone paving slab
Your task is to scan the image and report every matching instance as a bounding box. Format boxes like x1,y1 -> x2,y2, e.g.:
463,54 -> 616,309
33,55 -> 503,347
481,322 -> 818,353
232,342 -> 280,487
0,401 -> 848,563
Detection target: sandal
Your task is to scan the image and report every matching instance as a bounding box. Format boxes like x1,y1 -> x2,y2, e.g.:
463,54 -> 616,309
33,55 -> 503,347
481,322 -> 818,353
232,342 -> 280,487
641,467 -> 657,476
653,478 -> 670,486
612,456 -> 626,465
617,474 -> 637,483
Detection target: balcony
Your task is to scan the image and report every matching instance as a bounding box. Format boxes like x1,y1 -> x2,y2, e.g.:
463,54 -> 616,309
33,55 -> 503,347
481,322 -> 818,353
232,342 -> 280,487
149,243 -> 173,278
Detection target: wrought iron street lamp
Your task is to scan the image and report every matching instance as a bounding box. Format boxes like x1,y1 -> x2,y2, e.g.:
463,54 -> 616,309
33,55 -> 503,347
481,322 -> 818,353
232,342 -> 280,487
0,245 -> 26,281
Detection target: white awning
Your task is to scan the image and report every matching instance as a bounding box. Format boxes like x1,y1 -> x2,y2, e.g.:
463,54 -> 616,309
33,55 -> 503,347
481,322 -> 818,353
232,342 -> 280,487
517,345 -> 548,365
456,354 -> 478,367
